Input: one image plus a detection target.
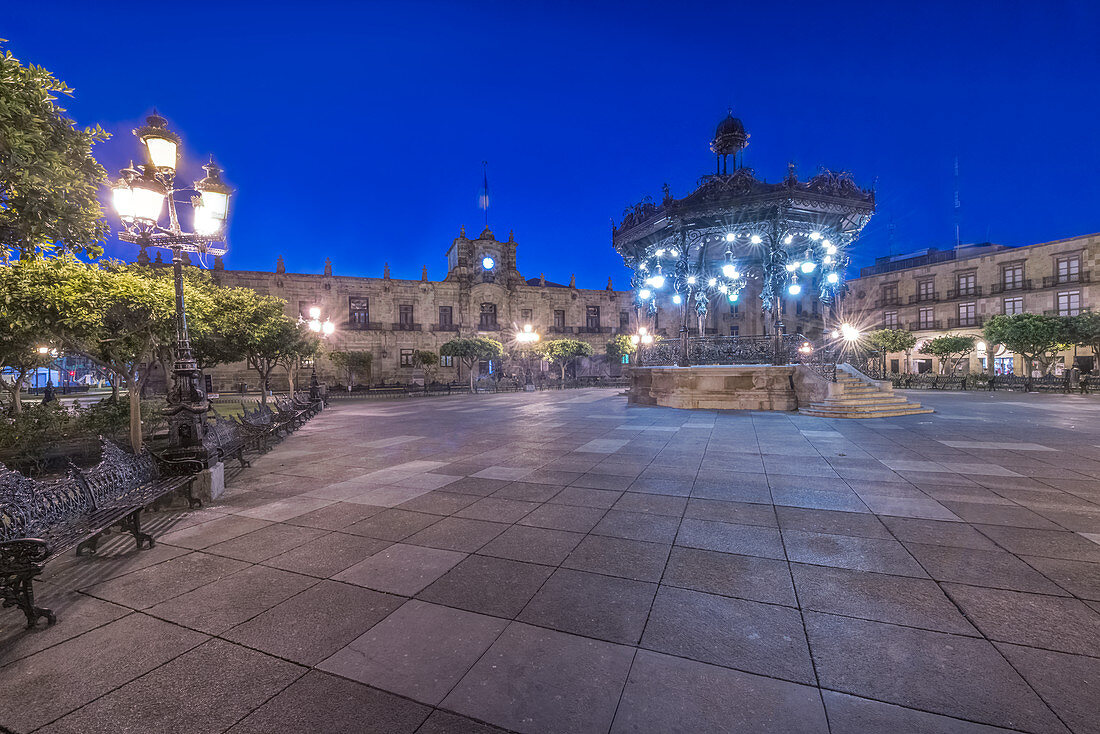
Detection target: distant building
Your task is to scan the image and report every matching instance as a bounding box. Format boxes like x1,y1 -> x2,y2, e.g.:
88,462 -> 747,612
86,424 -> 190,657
845,233 -> 1099,374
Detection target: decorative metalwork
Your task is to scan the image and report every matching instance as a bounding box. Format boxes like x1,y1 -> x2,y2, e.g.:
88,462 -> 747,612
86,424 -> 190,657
638,334 -> 813,366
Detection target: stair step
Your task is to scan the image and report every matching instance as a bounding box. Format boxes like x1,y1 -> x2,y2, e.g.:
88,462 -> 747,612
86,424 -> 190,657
810,400 -> 925,411
818,397 -> 909,407
799,406 -> 934,419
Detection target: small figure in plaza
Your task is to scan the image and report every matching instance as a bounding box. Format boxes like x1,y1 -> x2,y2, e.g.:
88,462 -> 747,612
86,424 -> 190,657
42,380 -> 56,404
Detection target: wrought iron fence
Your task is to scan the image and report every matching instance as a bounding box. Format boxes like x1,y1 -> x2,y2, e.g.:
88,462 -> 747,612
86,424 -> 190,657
637,335 -> 811,367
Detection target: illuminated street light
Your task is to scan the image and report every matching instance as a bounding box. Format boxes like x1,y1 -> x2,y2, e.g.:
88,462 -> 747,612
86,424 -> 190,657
840,323 -> 860,341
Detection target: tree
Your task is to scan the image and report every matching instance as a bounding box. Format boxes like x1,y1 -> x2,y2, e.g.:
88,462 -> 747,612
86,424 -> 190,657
439,337 -> 504,393
918,334 -> 977,374
329,350 -> 373,390
866,328 -> 917,373
1068,312 -> 1100,369
0,43 -> 110,259
0,340 -> 53,415
246,318 -> 318,404
984,314 -> 1072,376
605,334 -> 637,363
414,350 -> 439,385
536,338 -> 594,381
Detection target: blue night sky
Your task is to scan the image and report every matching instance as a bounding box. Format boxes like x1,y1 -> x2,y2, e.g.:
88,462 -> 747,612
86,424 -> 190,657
3,1 -> 1098,287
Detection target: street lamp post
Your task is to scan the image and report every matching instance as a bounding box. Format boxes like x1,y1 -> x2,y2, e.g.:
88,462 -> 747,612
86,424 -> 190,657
111,112 -> 233,465
299,306 -> 334,402
515,324 -> 540,391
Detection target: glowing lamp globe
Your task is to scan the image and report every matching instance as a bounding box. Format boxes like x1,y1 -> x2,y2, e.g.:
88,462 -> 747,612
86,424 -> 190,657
786,262 -> 799,273
672,294 -> 682,304
648,274 -> 666,289
112,181 -> 136,222
721,264 -> 737,278
322,320 -> 335,336
840,323 -> 860,341
724,232 -> 735,242
129,173 -> 167,224
686,276 -> 697,285
707,277 -> 717,287
810,231 -> 822,241
783,235 -> 793,244
801,261 -> 816,273
826,272 -> 840,284
750,234 -> 762,244
134,112 -> 181,172
788,283 -> 802,295
639,288 -> 652,300
728,292 -> 738,302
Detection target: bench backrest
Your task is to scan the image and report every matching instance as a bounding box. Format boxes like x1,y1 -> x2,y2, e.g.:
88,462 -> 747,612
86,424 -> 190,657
1,463 -> 93,541
72,439 -> 161,509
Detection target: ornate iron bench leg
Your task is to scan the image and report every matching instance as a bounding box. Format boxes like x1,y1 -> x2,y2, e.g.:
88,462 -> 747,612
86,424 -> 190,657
237,449 -> 251,469
120,509 -> 155,549
2,575 -> 56,628
76,532 -> 103,556
1,541 -> 55,627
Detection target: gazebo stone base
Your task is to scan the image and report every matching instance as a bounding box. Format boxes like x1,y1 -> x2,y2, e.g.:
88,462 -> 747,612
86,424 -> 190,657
629,365 -> 827,411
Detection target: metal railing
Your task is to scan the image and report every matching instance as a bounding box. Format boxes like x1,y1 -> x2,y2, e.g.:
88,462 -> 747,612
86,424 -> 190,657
637,334 -> 811,367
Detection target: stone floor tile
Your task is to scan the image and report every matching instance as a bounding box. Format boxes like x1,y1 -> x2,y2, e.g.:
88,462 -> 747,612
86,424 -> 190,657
396,490 -> 482,516
518,568 -> 657,644
147,564 -> 317,635
549,485 -> 624,508
343,508 -> 442,540
282,501 -> 385,530
675,518 -> 787,559
263,532 -> 390,578
805,611 -> 1069,733
0,590 -> 130,668
996,642 -> 1100,734
41,540 -> 191,590
591,509 -> 680,543
859,495 -> 962,521
790,563 -> 976,634
944,584 -> 1100,656
227,670 -> 430,734
641,585 -> 815,684
518,502 -> 607,533
318,600 -> 505,705
570,472 -> 635,490
940,501 -> 1063,529
627,476 -> 694,496
611,650 -> 828,734
417,555 -> 554,618
82,551 -> 249,610
333,542 -> 466,596
662,546 -> 796,606
691,479 -> 774,503
774,506 -> 892,539
563,535 -> 671,582
976,525 -> 1100,562
905,542 -> 1069,594
455,496 -> 540,523
37,639 -> 303,734
0,613 -> 206,732
235,496 -> 336,522
611,492 -> 688,517
442,622 -> 634,734
490,481 -> 562,503
441,476 -> 511,496
879,516 -> 1001,549
344,484 -> 439,507
782,529 -> 928,577
204,523 -> 330,563
472,465 -> 533,481
404,517 -> 509,552
415,710 -> 512,734
1020,555 -> 1100,600
770,488 -> 870,513
478,525 -> 585,565
224,580 -> 403,665
822,691 -> 1021,733
683,498 -> 777,527
157,514 -> 272,550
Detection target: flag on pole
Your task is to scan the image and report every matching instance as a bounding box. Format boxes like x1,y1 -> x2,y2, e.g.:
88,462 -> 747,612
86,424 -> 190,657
478,161 -> 489,225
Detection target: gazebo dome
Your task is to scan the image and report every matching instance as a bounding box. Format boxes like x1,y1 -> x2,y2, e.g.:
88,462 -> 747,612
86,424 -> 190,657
711,111 -> 749,156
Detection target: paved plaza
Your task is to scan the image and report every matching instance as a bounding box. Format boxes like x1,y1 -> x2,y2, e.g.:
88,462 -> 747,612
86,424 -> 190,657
1,388 -> 1100,733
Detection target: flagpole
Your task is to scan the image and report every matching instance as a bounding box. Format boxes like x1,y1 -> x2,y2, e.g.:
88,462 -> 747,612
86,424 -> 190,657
481,160 -> 489,228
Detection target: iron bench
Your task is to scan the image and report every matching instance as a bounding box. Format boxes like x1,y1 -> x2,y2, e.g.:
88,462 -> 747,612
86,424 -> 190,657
205,412 -> 251,468
1,439 -> 200,628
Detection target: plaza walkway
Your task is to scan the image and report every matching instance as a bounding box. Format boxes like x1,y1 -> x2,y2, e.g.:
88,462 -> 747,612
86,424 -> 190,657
1,388 -> 1099,733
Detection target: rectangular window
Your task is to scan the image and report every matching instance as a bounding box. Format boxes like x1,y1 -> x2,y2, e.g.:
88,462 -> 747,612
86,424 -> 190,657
399,349 -> 414,367
781,300 -> 787,315
398,304 -> 414,328
956,272 -> 976,296
884,311 -> 898,328
917,279 -> 934,300
520,308 -> 533,322
620,310 -> 630,330
882,283 -> 898,304
730,325 -> 739,337
440,355 -> 454,367
918,307 -> 934,329
479,302 -> 497,329
1003,264 -> 1024,289
586,306 -> 600,330
1057,291 -> 1081,316
553,310 -> 565,329
795,301 -> 803,315
1057,256 -> 1081,283
958,302 -> 976,325
348,297 -> 369,327
438,306 -> 453,327
1004,297 -> 1023,315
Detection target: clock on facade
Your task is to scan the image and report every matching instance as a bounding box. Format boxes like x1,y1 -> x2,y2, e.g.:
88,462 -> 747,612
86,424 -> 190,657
481,255 -> 496,270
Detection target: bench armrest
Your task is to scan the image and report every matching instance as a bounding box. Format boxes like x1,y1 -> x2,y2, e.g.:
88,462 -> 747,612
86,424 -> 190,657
0,538 -> 51,570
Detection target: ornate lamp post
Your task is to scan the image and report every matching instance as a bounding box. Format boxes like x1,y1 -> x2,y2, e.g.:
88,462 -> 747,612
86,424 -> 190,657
299,306 -> 334,401
515,324 -> 540,390
110,112 -> 233,464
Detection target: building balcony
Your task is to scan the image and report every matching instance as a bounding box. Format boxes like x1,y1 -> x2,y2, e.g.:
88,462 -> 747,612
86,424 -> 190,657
878,323 -> 901,330
875,297 -> 901,308
347,322 -> 387,331
1044,309 -> 1082,317
946,286 -> 982,299
947,317 -> 984,328
576,326 -> 612,334
908,320 -> 942,331
908,292 -> 939,304
990,279 -> 1032,294
393,322 -> 423,331
1042,272 -> 1091,288
430,323 -> 460,332
477,323 -> 501,331
548,326 -> 574,334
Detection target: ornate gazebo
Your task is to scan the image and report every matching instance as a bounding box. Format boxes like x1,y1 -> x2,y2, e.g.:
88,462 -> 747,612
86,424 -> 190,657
613,111 -> 876,367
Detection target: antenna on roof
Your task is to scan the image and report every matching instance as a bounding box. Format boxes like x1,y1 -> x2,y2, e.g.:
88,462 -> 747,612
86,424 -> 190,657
478,161 -> 489,228
888,215 -> 896,256
953,156 -> 961,249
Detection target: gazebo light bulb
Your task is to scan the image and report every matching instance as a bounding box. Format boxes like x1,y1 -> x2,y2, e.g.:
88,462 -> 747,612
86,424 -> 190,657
725,232 -> 736,242
708,277 -> 717,287
786,262 -> 799,272
810,231 -> 822,241
801,261 -> 816,273
673,294 -> 682,304
750,234 -> 762,244
783,235 -> 793,244
825,244 -> 837,255
721,263 -> 736,278
718,284 -> 729,293
639,289 -> 652,300
686,276 -> 697,285
655,249 -> 665,257
728,292 -> 738,302
827,272 -> 840,284
788,283 -> 802,295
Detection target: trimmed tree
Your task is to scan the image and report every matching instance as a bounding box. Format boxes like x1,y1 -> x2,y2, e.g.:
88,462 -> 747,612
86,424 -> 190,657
329,350 -> 373,390
414,350 -> 439,385
536,338 -> 594,381
439,337 -> 504,393
605,334 -> 637,364
918,334 -> 977,374
866,328 -> 917,373
0,43 -> 110,259
1068,312 -> 1100,368
984,314 -> 1072,376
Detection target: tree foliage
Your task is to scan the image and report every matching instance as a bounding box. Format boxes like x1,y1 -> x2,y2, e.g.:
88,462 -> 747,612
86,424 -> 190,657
0,42 -> 110,259
535,338 -> 594,380
918,334 -> 977,374
605,334 -> 637,362
1068,311 -> 1100,360
866,329 -> 917,355
329,350 -> 373,389
414,350 -> 439,385
983,314 -> 1072,375
439,337 -> 503,392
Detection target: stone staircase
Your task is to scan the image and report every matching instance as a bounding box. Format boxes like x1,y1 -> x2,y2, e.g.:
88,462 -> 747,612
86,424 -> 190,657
799,373 -> 933,419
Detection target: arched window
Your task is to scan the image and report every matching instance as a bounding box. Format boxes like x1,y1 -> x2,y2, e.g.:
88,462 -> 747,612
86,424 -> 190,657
480,302 -> 497,329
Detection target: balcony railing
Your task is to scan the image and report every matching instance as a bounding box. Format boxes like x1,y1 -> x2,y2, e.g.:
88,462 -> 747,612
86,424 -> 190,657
1044,309 -> 1082,317
908,292 -> 939,304
577,326 -> 612,334
908,320 -> 942,331
875,296 -> 900,308
990,279 -> 1032,294
1042,271 -> 1091,288
347,321 -> 387,331
392,322 -> 422,331
878,323 -> 901,330
947,317 -> 983,328
477,323 -> 501,331
946,286 -> 982,299
548,325 -> 574,334
431,323 -> 460,332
